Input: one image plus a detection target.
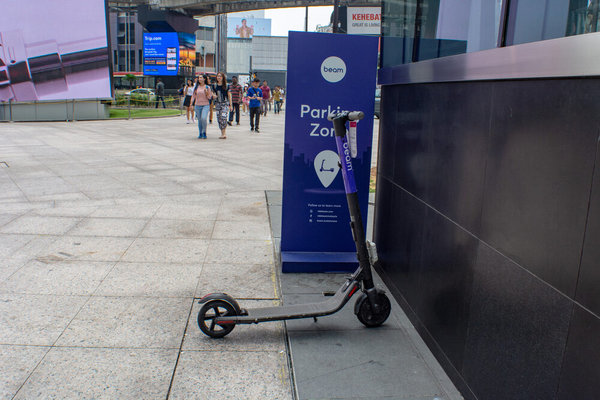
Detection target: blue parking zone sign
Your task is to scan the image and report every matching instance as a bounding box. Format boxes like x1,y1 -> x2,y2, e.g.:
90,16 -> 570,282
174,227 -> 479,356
281,31 -> 378,273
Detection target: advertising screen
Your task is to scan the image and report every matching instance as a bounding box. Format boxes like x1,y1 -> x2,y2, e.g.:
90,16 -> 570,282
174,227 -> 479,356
0,0 -> 112,102
143,33 -> 180,76
178,32 -> 196,73
227,18 -> 272,38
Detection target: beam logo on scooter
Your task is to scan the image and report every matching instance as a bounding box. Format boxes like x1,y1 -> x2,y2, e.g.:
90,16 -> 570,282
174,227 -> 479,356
196,110 -> 391,339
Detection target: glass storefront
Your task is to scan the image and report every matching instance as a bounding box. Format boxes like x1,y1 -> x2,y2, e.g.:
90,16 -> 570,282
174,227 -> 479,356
381,0 -> 600,68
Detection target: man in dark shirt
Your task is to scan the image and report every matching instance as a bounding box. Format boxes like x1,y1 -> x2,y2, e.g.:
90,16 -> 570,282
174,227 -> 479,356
228,76 -> 243,125
155,78 -> 166,108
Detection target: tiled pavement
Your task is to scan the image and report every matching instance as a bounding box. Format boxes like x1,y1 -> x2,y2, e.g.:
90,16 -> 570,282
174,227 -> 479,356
0,111 -> 461,399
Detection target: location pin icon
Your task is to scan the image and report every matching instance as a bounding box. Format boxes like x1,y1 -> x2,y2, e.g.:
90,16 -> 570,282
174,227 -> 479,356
314,150 -> 340,188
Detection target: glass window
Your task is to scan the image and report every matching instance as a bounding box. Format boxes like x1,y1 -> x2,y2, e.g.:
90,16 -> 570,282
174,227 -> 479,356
505,0 -> 600,45
382,0 -> 504,67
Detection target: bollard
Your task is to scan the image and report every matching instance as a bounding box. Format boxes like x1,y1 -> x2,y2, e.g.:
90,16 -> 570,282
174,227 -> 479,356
9,99 -> 13,122
128,97 -> 132,119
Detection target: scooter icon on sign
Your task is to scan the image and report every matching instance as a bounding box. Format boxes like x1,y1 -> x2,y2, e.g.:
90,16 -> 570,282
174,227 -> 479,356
320,159 -> 334,173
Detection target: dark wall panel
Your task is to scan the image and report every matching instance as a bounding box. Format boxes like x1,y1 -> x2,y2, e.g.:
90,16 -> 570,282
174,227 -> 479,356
375,77 -> 600,400
462,243 -> 572,400
391,84 -> 432,200
374,177 -> 425,310
422,82 -> 491,235
480,79 -> 598,297
557,306 -> 600,400
416,207 -> 478,370
575,139 -> 600,316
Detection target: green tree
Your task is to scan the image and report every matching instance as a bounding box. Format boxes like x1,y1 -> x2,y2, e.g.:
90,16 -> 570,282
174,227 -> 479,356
124,74 -> 137,89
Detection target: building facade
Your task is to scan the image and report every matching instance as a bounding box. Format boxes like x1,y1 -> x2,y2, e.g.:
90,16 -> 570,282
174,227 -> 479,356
375,1 -> 600,399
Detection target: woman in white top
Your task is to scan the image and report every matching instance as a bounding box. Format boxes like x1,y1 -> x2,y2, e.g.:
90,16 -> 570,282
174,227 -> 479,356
183,79 -> 195,123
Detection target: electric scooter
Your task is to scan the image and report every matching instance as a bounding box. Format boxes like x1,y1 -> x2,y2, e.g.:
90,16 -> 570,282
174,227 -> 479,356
197,110 -> 391,338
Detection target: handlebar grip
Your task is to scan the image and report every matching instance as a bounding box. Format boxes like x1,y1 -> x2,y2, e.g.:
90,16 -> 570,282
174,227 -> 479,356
348,111 -> 364,121
327,111 -> 365,121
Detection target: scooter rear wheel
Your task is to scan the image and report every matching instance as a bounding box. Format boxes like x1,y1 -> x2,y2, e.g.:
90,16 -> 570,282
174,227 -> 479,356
198,300 -> 237,338
356,291 -> 391,328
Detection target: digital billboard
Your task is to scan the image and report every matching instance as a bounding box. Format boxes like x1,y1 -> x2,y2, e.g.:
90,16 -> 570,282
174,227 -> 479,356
0,0 -> 112,102
178,32 -> 196,73
227,18 -> 271,38
143,33 -> 180,76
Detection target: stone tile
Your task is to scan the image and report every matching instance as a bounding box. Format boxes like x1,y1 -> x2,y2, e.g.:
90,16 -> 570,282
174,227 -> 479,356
212,220 -> 272,240
29,206 -> 97,218
63,174 -> 124,192
217,197 -> 269,221
195,263 -> 277,299
14,177 -> 78,198
83,188 -> 143,200
27,192 -> 90,203
154,201 -> 221,220
13,347 -> 177,400
205,239 -> 274,264
56,296 -> 190,348
68,218 -> 147,237
0,234 -> 33,258
140,219 -> 214,239
169,350 -> 292,400
95,262 -> 201,297
90,203 -> 162,219
0,294 -> 89,345
0,345 -> 50,400
122,238 -> 209,264
137,182 -> 192,196
186,180 -> 235,192
184,299 -> 285,352
41,236 -> 135,262
0,216 -> 81,235
289,330 -> 444,400
0,260 -> 114,296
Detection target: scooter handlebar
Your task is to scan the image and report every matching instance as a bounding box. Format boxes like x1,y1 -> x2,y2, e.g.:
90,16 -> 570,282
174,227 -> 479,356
327,111 -> 365,121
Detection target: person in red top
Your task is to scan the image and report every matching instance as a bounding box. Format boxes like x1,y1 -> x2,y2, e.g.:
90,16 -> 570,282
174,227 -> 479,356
228,76 -> 243,126
260,80 -> 271,117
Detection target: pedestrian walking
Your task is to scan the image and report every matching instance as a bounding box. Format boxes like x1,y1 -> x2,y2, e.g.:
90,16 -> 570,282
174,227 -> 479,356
192,74 -> 212,139
207,75 -> 214,124
273,86 -> 283,114
242,84 -> 249,115
228,76 -> 243,126
247,78 -> 262,133
260,80 -> 271,116
155,78 -> 166,108
213,71 -> 232,139
183,78 -> 195,123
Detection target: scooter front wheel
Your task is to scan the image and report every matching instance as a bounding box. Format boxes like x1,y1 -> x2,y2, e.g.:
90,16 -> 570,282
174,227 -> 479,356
198,300 -> 237,338
355,290 -> 391,328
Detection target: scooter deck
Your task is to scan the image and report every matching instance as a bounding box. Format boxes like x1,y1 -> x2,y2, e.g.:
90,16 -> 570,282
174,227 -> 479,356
219,280 -> 359,324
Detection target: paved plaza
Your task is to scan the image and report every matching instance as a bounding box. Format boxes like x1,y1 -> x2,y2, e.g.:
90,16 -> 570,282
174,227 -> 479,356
0,112 -> 461,399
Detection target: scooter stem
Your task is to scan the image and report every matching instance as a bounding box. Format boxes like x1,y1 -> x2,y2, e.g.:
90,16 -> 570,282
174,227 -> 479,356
330,112 -> 375,291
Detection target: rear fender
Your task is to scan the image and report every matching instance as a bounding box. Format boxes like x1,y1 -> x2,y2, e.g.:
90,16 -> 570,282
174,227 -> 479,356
198,293 -> 242,315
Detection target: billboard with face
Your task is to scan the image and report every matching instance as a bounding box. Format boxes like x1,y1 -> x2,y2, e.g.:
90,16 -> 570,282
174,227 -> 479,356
0,0 -> 112,102
227,18 -> 272,38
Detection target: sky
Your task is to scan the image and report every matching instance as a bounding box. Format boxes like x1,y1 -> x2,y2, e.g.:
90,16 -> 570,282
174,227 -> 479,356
264,6 -> 333,36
